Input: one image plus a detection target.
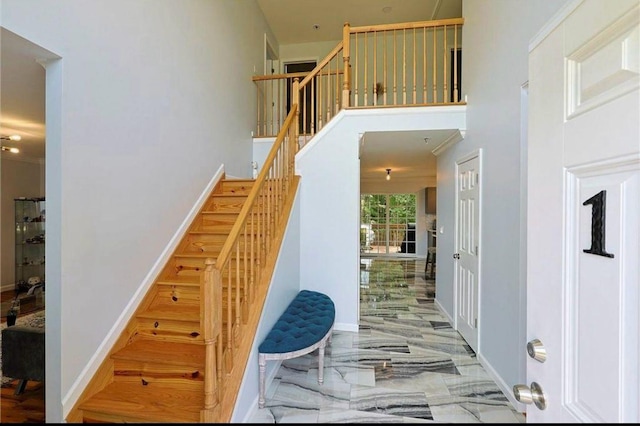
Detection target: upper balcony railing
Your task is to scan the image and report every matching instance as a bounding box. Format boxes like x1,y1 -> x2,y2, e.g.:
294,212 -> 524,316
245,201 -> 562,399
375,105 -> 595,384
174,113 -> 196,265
253,18 -> 465,144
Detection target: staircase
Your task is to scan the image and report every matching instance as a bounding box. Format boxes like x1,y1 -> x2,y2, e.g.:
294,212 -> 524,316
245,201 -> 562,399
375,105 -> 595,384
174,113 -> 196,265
76,177 -> 256,423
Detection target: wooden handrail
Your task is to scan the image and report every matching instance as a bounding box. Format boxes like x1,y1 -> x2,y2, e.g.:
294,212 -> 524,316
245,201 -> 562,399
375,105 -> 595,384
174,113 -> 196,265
252,71 -> 310,82
299,41 -> 344,87
214,104 -> 297,270
350,17 -> 464,33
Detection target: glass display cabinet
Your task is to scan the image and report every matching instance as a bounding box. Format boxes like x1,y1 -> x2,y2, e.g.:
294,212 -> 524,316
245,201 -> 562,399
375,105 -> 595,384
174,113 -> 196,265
15,197 -> 46,294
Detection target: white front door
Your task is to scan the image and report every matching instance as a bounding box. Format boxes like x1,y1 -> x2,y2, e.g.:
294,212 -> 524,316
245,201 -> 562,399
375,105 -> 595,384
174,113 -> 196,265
455,151 -> 481,352
526,0 -> 639,422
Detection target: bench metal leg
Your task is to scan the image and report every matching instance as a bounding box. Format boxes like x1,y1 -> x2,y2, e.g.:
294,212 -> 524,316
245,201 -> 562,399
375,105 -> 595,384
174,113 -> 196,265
258,354 -> 266,409
318,341 -> 326,385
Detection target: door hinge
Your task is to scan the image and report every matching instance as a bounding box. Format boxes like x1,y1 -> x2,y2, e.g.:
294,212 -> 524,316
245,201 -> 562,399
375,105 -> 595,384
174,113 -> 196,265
474,318 -> 478,328
476,173 -> 479,184
476,245 -> 478,255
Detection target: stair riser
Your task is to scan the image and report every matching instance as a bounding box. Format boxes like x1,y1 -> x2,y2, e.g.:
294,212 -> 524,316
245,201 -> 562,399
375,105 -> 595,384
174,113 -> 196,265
204,196 -> 248,213
172,257 -> 256,273
149,286 -> 200,309
217,181 -> 254,195
179,235 -> 255,255
137,318 -> 203,343
112,360 -> 205,386
159,269 -> 254,284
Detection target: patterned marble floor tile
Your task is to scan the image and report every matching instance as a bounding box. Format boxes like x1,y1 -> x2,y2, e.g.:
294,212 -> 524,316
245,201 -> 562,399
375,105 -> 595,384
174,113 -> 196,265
370,370 -> 451,396
308,364 -> 376,387
349,385 -> 433,420
441,375 -> 509,401
352,336 -> 411,353
318,407 -> 437,423
269,375 -> 352,410
253,404 -> 321,423
428,398 -> 525,423
248,258 -> 524,423
328,331 -> 354,348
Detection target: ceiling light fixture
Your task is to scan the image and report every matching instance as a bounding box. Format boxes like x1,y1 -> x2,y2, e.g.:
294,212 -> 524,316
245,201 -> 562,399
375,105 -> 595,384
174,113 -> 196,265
1,146 -> 20,154
1,135 -> 21,141
386,168 -> 391,181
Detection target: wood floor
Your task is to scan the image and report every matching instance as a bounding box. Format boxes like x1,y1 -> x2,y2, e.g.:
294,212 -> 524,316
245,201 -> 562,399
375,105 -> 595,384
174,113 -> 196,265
1,289 -> 46,423
1,380 -> 45,423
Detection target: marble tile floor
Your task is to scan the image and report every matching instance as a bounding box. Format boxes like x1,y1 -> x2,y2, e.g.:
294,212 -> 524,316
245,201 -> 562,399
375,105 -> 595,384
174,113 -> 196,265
250,257 -> 525,423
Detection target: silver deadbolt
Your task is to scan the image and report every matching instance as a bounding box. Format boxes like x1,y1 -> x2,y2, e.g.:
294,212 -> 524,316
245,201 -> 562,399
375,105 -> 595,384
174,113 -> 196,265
513,382 -> 547,410
526,339 -> 547,363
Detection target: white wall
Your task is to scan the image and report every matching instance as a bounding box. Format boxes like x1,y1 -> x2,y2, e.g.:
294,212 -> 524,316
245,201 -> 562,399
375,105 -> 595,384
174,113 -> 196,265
436,0 -> 569,396
297,106 -> 465,330
233,187 -> 301,422
0,156 -> 45,291
1,0 -> 275,421
279,40 -> 340,71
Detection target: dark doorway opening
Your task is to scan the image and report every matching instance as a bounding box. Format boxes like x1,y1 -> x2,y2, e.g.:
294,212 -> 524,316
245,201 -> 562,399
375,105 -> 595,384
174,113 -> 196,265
285,61 -> 316,134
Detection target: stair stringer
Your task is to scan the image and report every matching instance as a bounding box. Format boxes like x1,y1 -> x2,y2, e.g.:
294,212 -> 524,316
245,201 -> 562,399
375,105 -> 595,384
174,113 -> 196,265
64,166 -> 226,423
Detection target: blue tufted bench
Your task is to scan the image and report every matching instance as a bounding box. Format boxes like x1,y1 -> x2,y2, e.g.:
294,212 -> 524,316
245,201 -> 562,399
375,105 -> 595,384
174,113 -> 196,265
258,290 -> 335,408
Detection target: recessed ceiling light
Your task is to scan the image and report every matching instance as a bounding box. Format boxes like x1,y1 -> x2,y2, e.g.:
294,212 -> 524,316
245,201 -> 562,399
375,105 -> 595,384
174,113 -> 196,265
382,6 -> 392,13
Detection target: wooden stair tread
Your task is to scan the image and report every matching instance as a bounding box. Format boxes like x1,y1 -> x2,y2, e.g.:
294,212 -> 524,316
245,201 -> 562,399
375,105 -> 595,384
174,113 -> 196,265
78,381 -> 202,423
156,276 -> 201,286
112,339 -> 205,367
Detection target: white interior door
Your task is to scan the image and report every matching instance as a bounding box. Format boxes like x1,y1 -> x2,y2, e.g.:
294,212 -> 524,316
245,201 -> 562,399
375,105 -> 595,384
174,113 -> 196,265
455,152 -> 480,352
525,0 -> 639,422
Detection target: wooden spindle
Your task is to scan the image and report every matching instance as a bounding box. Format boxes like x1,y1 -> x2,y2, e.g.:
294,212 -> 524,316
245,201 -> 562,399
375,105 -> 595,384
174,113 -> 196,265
443,25 -> 447,103
423,26 -> 427,103
373,31 -> 377,106
364,32 -> 368,106
292,78 -> 300,147
383,30 -> 387,106
432,26 -> 437,103
402,28 -> 406,105
311,78 -> 316,136
454,24 -> 459,103
354,32 -> 359,106
412,27 -> 416,104
393,29 -> 397,105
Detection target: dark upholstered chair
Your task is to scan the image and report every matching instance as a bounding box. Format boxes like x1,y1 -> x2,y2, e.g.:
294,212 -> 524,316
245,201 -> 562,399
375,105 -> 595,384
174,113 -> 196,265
2,325 -> 45,395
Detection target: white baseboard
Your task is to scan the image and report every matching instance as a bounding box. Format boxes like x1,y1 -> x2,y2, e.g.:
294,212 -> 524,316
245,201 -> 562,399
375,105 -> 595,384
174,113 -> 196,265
334,322 -> 359,333
239,359 -> 283,423
476,352 -> 526,413
62,165 -> 226,417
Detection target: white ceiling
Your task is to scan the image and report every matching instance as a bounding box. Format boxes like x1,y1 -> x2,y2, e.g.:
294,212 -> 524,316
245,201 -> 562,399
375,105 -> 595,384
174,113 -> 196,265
1,0 -> 463,192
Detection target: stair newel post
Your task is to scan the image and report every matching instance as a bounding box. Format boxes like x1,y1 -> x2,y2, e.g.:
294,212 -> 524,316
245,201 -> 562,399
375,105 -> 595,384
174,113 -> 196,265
201,258 -> 222,421
342,22 -> 351,109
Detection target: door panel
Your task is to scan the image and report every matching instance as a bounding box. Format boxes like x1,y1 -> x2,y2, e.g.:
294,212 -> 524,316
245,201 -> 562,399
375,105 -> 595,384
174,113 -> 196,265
526,0 -> 639,422
455,154 -> 480,352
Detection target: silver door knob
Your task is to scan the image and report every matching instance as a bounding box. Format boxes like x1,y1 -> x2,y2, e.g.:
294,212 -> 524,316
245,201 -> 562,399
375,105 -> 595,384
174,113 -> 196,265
527,339 -> 547,363
453,253 -> 460,259
513,382 -> 547,410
